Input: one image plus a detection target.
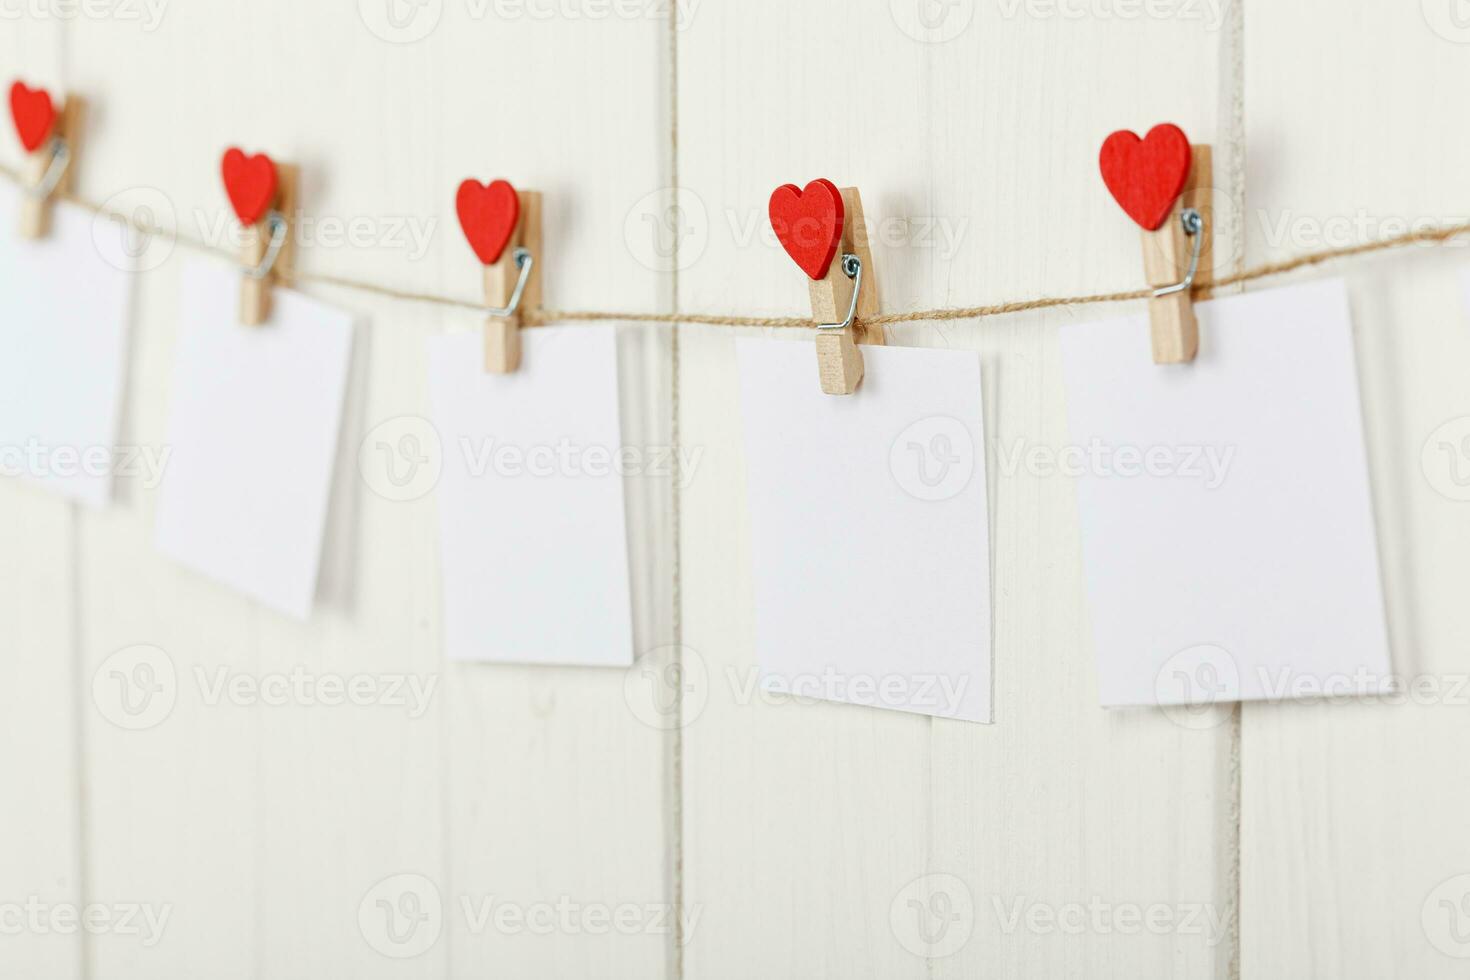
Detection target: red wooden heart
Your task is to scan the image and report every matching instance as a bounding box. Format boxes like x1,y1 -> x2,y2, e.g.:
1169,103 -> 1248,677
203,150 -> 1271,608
10,81 -> 55,154
769,179 -> 845,280
456,178 -> 520,266
221,148 -> 279,226
1099,124 -> 1191,231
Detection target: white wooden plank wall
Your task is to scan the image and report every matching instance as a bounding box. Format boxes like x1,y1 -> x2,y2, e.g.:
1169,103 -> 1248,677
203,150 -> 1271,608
0,15 -> 81,980
1241,3 -> 1470,978
0,0 -> 1464,978
677,4 -> 1236,978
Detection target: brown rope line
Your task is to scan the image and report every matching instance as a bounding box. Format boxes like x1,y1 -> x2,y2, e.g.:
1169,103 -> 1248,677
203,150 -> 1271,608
16,162 -> 1469,329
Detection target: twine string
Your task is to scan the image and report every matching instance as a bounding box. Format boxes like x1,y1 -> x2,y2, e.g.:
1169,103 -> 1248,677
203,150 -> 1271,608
26,163 -> 1470,329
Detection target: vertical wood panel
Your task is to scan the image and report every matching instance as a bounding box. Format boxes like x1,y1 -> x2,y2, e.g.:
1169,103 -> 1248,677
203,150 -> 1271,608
1242,3 -> 1470,977
0,489 -> 82,980
675,2 -> 1237,976
65,2 -> 675,977
0,16 -> 83,980
28,1 -> 1470,976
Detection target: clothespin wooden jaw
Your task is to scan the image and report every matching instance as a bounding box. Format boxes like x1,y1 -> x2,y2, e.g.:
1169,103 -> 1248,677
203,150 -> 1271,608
19,94 -> 83,240
810,187 -> 883,395
1141,145 -> 1212,363
769,179 -> 883,395
1100,124 -> 1214,364
483,190 -> 542,373
233,160 -> 297,327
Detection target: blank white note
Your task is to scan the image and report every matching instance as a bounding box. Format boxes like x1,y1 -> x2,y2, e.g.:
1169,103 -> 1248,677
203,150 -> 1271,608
737,340 -> 993,723
155,257 -> 354,619
0,184 -> 134,506
1059,278 -> 1391,708
427,327 -> 633,667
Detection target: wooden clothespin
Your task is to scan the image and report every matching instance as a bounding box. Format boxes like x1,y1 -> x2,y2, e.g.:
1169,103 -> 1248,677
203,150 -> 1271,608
455,178 -> 542,373
769,179 -> 883,395
221,148 -> 297,326
1100,123 -> 1213,363
9,81 -> 84,239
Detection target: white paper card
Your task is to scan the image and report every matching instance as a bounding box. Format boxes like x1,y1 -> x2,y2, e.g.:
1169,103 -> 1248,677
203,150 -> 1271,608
427,327 -> 633,666
0,183 -> 134,505
736,340 -> 992,723
1059,278 -> 1391,707
155,257 -> 354,619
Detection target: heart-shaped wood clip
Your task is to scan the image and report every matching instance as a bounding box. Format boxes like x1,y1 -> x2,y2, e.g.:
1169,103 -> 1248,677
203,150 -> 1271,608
769,180 -> 883,395
1100,124 -> 1213,363
10,81 -> 55,153
221,147 -> 298,326
10,81 -> 83,240
457,178 -> 542,373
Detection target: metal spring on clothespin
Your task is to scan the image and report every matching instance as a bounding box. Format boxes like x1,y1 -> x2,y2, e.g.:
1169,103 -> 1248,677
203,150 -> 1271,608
768,179 -> 884,395
456,178 -> 543,373
1099,124 -> 1214,364
485,247 -> 534,317
12,84 -> 85,240
814,253 -> 863,333
25,136 -> 70,202
1152,209 -> 1204,299
245,211 -> 289,282
221,148 -> 298,326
